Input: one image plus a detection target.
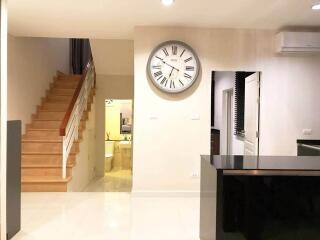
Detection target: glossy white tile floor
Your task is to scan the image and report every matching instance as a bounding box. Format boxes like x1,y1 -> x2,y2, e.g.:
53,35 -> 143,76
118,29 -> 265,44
13,193 -> 200,240
84,170 -> 132,192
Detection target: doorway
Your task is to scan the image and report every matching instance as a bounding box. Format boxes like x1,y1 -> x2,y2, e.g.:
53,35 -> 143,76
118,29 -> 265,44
211,71 -> 260,156
85,99 -> 133,192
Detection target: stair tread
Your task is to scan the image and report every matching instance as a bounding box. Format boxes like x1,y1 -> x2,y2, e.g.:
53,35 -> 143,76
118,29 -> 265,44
48,93 -> 74,96
27,123 -> 85,131
22,139 -> 63,143
22,139 -> 79,143
22,176 -> 72,183
32,120 -> 63,122
22,152 -> 76,155
22,164 -> 74,168
22,137 -> 82,143
50,87 -> 76,90
36,109 -> 66,113
37,110 -> 67,113
27,128 -> 61,131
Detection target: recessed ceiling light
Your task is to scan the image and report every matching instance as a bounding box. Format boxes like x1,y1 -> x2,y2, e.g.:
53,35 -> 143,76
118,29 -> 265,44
312,3 -> 320,10
161,0 -> 175,7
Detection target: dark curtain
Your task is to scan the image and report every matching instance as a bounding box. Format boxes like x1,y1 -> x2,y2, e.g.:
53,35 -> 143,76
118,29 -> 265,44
71,39 -> 92,74
211,71 -> 215,127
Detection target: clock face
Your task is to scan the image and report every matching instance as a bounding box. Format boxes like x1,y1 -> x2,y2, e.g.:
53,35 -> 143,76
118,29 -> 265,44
147,41 -> 200,93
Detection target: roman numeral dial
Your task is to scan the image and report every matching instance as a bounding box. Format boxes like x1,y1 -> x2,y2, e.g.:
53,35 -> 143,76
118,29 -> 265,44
147,41 -> 200,93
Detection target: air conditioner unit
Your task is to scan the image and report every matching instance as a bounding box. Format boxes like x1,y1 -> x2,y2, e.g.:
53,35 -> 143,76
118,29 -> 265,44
275,32 -> 320,53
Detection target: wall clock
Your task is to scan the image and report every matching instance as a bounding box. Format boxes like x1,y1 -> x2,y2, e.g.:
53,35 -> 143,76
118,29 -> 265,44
147,40 -> 200,93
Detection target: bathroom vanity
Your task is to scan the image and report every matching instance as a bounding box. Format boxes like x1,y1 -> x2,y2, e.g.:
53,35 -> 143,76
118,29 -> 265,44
200,155 -> 320,240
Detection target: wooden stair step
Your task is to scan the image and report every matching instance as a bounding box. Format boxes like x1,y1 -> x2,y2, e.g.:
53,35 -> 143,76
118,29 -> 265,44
39,103 -> 69,111
58,75 -> 82,81
22,138 -> 62,143
30,120 -> 62,129
34,111 -> 66,121
22,176 -> 72,192
22,151 -> 77,156
22,176 -> 72,183
26,128 -> 61,134
45,95 -> 72,103
49,88 -> 75,95
27,121 -> 86,131
22,165 -> 73,177
22,141 -> 79,153
24,129 -> 84,140
22,135 -> 82,142
22,163 -> 74,168
52,81 -> 79,89
24,129 -> 61,139
22,139 -> 80,144
22,154 -> 76,165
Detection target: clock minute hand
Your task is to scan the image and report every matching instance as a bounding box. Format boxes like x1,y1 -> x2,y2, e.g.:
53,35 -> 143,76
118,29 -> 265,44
155,56 -> 179,71
163,61 -> 179,72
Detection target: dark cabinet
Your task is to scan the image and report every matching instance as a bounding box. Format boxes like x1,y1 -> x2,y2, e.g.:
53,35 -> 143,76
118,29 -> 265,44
210,129 -> 220,155
297,140 -> 320,156
7,121 -> 21,239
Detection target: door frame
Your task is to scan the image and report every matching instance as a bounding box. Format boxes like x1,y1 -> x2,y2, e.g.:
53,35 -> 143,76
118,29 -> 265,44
221,88 -> 233,155
1,0 -> 8,238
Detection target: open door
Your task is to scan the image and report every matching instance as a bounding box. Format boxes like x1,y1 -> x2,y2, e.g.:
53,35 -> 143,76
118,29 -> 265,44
244,73 -> 260,155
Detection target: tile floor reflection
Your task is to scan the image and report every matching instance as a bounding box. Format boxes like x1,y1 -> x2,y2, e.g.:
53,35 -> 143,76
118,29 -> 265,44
12,193 -> 200,240
84,170 -> 132,192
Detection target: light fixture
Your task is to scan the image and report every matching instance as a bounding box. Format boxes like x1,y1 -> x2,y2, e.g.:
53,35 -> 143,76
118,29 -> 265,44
312,3 -> 320,10
161,0 -> 175,7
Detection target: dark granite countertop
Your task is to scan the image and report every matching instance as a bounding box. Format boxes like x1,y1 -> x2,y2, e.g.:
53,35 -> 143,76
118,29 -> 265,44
201,155 -> 320,171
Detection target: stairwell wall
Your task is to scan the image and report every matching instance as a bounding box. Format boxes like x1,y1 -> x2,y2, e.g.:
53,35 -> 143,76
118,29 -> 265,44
68,98 -> 96,191
8,35 -> 70,133
90,39 -> 134,177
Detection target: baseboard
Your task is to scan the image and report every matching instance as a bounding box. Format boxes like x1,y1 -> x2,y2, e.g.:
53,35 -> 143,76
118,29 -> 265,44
131,190 -> 200,198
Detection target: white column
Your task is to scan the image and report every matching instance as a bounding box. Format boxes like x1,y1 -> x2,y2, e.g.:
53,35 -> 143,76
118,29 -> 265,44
0,0 -> 8,238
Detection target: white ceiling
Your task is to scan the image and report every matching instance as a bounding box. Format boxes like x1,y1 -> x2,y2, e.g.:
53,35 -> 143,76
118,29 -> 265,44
8,0 -> 320,39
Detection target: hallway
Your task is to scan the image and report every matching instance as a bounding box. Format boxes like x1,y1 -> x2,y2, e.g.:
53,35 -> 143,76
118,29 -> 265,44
84,170 -> 132,192
12,192 -> 200,240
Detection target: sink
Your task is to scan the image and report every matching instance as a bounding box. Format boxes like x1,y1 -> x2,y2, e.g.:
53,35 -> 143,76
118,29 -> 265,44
119,141 -> 132,149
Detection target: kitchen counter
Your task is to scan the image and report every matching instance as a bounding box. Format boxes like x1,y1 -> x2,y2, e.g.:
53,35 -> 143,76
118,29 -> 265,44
202,155 -> 320,176
200,155 -> 320,240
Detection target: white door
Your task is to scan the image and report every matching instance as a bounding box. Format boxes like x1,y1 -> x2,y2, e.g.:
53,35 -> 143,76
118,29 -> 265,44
244,73 -> 260,155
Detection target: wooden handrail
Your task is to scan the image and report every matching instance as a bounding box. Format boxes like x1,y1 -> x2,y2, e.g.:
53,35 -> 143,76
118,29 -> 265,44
59,60 -> 94,136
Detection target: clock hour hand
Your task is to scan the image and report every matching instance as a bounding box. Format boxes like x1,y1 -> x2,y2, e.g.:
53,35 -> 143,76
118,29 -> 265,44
162,61 -> 179,72
155,56 -> 179,72
169,67 -> 174,78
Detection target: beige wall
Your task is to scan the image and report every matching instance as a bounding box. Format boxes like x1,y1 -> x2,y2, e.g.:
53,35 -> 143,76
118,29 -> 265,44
8,35 -> 70,133
133,26 -> 320,193
95,75 -> 133,176
90,39 -> 134,75
90,39 -> 134,176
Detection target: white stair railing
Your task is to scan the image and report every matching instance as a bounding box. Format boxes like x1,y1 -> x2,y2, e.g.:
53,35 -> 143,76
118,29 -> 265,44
60,61 -> 95,178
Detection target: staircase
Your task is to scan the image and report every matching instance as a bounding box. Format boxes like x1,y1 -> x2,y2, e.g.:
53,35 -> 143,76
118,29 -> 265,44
21,71 -> 95,192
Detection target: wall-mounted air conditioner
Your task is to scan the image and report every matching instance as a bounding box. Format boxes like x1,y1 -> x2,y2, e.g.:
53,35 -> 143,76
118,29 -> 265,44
275,32 -> 320,53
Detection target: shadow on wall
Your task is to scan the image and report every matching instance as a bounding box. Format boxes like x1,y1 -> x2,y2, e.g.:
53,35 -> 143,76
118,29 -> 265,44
147,69 -> 202,101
